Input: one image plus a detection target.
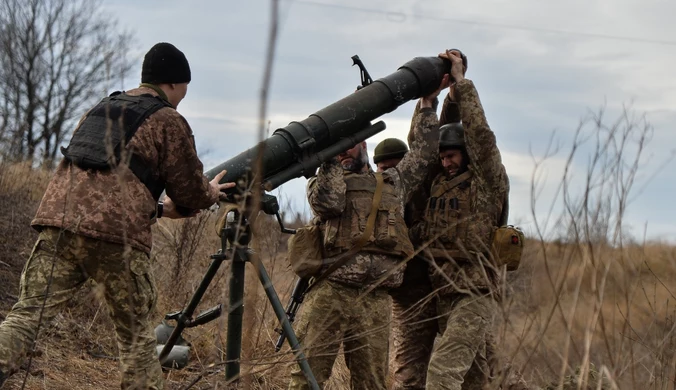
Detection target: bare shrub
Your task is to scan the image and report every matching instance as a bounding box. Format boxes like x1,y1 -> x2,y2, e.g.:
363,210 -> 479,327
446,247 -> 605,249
493,104 -> 675,390
0,0 -> 133,167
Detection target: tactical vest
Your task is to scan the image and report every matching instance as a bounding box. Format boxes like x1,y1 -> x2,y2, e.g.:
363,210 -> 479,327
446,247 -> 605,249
423,170 -> 496,259
60,92 -> 172,200
323,172 -> 414,259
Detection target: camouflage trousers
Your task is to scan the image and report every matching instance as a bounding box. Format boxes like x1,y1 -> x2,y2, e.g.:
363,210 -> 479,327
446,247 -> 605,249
426,292 -> 497,390
388,258 -> 438,390
0,227 -> 163,390
288,280 -> 391,390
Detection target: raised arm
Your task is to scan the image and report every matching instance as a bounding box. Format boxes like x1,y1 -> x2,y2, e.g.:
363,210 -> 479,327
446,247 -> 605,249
439,93 -> 461,125
395,74 -> 450,202
406,80 -> 460,144
436,49 -> 504,191
455,78 -> 505,190
405,66 -> 461,200
307,158 -> 346,219
407,97 -> 438,145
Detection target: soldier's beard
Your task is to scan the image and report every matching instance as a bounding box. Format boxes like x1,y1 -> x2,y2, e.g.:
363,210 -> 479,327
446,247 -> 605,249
341,148 -> 368,173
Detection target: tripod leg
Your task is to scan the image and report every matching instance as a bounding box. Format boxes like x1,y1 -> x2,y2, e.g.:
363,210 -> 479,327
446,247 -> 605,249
159,253 -> 228,364
250,252 -> 320,390
225,249 -> 246,382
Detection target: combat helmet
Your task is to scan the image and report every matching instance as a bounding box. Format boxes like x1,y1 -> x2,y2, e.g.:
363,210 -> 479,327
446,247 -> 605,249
374,138 -> 408,164
438,123 -> 465,151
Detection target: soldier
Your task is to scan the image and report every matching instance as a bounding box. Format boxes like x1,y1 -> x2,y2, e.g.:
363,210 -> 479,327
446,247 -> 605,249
389,62 -> 466,390
0,42 -> 233,389
373,138 -> 408,172
410,50 -> 509,390
287,71 -> 451,390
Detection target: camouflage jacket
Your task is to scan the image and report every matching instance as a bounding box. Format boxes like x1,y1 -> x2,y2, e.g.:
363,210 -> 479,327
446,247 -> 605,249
415,79 -> 509,293
31,86 -> 219,255
308,108 -> 440,289
405,93 -> 461,234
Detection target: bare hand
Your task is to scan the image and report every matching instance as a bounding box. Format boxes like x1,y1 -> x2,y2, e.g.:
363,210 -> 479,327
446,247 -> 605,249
438,49 -> 466,83
209,170 -> 237,201
162,196 -> 200,219
421,73 -> 451,108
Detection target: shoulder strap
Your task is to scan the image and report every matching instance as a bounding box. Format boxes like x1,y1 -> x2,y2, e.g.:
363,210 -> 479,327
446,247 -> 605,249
498,192 -> 509,226
431,170 -> 472,198
117,94 -> 172,200
113,93 -> 172,144
308,172 -> 385,290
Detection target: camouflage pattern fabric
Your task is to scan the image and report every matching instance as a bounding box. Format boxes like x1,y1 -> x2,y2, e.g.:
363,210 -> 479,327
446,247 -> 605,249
31,86 -> 219,255
307,107 -> 440,289
295,94 -> 440,389
405,92 -> 460,234
426,292 -> 496,390
0,227 -> 163,390
543,363 -> 612,390
388,258 -> 437,390
288,281 -> 391,390
388,92 -> 463,390
321,172 -> 415,260
324,252 -> 405,290
421,78 -> 509,389
417,78 -> 509,293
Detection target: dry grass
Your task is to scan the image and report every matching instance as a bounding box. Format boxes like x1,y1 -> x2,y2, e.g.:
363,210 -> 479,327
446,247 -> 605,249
0,105 -> 673,390
495,240 -> 676,389
0,162 -> 51,313
1,201 -> 673,390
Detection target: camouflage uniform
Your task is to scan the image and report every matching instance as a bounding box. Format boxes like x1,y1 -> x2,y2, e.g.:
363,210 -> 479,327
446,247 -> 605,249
544,364 -> 611,390
0,86 -> 219,389
288,107 -> 440,390
0,228 -> 163,389
389,94 -> 460,390
414,79 -> 509,390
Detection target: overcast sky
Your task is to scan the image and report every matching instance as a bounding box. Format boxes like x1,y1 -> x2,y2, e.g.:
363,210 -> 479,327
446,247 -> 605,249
102,0 -> 675,242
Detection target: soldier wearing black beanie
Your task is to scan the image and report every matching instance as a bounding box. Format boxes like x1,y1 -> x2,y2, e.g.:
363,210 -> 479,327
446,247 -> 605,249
0,40 -> 234,390
141,42 -> 191,84
137,42 -> 192,108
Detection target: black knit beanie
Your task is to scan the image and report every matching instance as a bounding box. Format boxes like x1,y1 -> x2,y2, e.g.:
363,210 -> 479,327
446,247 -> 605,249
141,42 -> 191,84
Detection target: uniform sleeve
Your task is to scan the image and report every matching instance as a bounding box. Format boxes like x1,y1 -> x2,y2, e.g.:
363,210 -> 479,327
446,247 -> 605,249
405,93 -> 458,145
404,170 -> 434,246
455,79 -> 507,199
404,94 -> 453,243
407,97 -> 438,145
307,159 -> 346,219
395,107 -> 440,203
159,114 -> 219,209
439,93 -> 461,125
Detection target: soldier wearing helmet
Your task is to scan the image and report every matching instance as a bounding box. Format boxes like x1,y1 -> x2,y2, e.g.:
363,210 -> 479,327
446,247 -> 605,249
437,123 -> 469,177
388,51 -> 471,390
413,50 -> 509,390
287,67 -> 451,390
373,138 -> 409,172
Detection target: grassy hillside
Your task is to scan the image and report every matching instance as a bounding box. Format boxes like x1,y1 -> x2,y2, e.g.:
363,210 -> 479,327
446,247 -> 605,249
1,163 -> 674,390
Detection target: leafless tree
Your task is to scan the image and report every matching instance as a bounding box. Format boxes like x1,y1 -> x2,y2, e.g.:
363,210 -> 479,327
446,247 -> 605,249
0,0 -> 133,167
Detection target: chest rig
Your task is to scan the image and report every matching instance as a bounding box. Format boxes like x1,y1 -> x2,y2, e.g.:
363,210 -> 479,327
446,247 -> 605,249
423,170 -> 495,259
323,172 -> 414,259
60,92 -> 172,200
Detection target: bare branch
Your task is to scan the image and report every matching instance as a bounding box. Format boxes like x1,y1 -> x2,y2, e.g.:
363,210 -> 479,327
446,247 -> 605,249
0,0 -> 133,166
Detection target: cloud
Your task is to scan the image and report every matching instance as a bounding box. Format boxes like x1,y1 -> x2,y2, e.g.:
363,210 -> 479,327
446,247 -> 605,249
102,0 -> 675,239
